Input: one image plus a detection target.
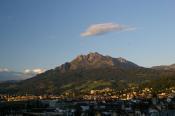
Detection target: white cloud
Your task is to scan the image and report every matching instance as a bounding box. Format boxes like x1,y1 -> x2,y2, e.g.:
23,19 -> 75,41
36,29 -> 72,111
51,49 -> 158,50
33,68 -> 45,74
24,69 -> 31,73
24,68 -> 45,74
81,23 -> 135,37
0,68 -> 9,72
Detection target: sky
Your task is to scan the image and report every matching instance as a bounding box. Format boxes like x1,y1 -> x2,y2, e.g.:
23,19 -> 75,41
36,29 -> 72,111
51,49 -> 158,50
0,0 -> 175,72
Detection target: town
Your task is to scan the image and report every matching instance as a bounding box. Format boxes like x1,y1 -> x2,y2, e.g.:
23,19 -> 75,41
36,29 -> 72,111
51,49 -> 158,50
0,87 -> 175,116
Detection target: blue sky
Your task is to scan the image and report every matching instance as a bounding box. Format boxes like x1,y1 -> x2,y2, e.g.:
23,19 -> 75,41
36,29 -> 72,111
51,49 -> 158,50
0,0 -> 175,71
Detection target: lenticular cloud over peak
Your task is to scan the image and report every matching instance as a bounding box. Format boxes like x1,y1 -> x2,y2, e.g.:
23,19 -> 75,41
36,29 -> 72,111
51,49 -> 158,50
81,22 -> 135,37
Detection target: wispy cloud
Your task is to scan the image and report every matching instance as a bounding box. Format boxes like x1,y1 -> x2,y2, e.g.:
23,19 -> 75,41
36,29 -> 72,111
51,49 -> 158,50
81,23 -> 135,37
24,68 -> 45,74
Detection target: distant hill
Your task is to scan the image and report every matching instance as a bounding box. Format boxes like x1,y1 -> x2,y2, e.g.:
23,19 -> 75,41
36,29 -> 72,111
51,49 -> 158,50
0,70 -> 35,82
0,52 -> 175,95
152,64 -> 175,71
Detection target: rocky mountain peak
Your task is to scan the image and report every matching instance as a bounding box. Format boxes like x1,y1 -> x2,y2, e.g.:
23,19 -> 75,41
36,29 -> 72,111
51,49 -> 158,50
117,57 -> 127,63
75,52 -> 103,61
58,52 -> 139,72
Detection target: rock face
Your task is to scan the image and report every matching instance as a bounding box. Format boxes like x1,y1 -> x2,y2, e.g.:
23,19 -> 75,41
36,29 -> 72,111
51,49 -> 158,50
59,52 -> 139,72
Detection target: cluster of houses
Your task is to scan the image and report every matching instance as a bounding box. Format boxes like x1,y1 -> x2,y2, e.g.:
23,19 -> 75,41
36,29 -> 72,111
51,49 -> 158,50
1,87 -> 175,102
80,87 -> 175,102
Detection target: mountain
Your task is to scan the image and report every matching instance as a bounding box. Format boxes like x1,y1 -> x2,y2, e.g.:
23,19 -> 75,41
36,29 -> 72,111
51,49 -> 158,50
0,52 -> 175,95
